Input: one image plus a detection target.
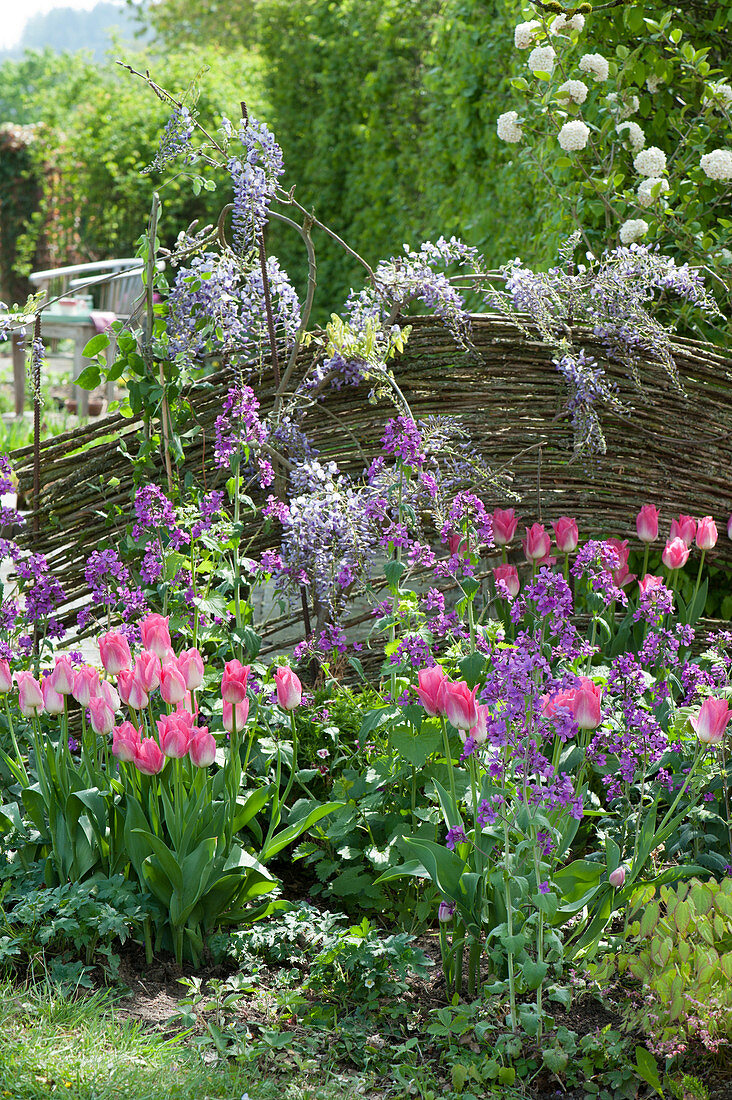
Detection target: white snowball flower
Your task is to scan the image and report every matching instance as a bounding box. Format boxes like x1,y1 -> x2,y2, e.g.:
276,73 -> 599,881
717,248 -> 732,265
558,120 -> 590,152
700,149 -> 732,180
614,94 -> 640,119
619,219 -> 649,245
515,20 -> 541,49
702,82 -> 732,111
637,177 -> 669,207
646,74 -> 664,93
634,146 -> 667,176
556,80 -> 588,105
528,45 -> 556,74
578,53 -> 610,82
550,12 -> 586,34
616,121 -> 646,151
497,110 -> 523,143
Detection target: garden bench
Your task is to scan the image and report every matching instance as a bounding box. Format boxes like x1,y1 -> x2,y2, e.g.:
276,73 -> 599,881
14,259 -> 148,416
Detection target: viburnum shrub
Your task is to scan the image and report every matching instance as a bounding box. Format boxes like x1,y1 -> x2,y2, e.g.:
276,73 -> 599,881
498,4 -> 732,337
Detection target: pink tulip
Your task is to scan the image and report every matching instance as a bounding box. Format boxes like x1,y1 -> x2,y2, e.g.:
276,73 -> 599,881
443,680 -> 479,731
662,537 -> 690,571
134,736 -> 165,775
72,666 -> 100,708
41,677 -> 65,715
0,660 -> 12,694
522,523 -> 551,564
177,648 -> 204,691
492,509 -> 519,545
552,517 -> 578,554
16,672 -> 44,718
690,698 -> 731,745
468,703 -> 489,745
49,655 -> 75,695
189,726 -> 216,768
415,665 -> 448,718
696,516 -> 718,551
139,614 -> 172,659
275,666 -> 302,710
669,514 -> 696,547
88,696 -> 116,736
493,564 -> 520,599
609,866 -> 626,889
159,663 -> 187,706
98,632 -> 132,676
607,539 -> 635,589
541,689 -> 576,719
99,679 -> 120,712
636,505 -> 659,543
572,679 -> 602,730
223,698 -> 250,733
638,574 -> 664,596
446,531 -> 467,557
117,668 -> 149,711
221,660 -> 250,704
157,713 -> 192,758
134,651 -> 161,694
112,721 -> 141,764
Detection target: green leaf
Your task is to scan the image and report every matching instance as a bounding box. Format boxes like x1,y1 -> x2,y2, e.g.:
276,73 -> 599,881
521,959 -> 548,989
458,651 -> 485,687
384,560 -> 406,589
74,365 -> 101,390
635,1046 -> 663,1096
82,333 -> 110,358
260,801 -> 342,862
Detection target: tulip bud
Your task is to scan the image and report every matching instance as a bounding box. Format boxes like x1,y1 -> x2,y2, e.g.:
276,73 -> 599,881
0,660 -> 12,694
177,648 -> 204,691
492,508 -> 519,546
134,651 -> 161,694
41,677 -> 65,716
98,631 -> 132,676
690,698 -> 731,745
157,713 -> 192,758
696,516 -> 718,551
669,514 -> 696,547
223,698 -> 250,733
49,655 -> 75,695
552,516 -> 578,554
415,665 -> 448,718
438,900 -> 456,923
134,736 -> 165,775
662,537 -> 690,571
493,564 -> 520,599
189,726 -> 216,768
88,696 -> 116,736
117,669 -> 149,711
139,614 -> 172,659
636,504 -> 659,543
159,663 -> 187,706
443,680 -> 479,731
522,523 -> 552,564
275,666 -> 302,710
72,666 -> 100,708
221,660 -> 249,704
609,866 -> 626,889
112,722 -> 141,764
16,672 -> 44,718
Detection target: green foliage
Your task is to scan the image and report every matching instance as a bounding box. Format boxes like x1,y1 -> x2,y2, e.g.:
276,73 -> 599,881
0,46 -> 266,283
0,867 -> 152,984
597,877 -> 732,1051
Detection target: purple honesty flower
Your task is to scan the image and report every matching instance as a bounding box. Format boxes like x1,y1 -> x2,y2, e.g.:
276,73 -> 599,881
445,826 -> 468,851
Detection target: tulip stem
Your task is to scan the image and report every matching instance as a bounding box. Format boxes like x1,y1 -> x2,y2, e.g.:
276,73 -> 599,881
281,710 -> 299,810
640,543 -> 650,583
4,697 -> 27,783
720,742 -> 732,859
440,717 -> 458,809
691,549 -> 706,615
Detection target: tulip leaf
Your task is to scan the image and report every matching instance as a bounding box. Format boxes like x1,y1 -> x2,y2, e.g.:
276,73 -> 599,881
132,828 -> 184,893
260,801 -> 343,862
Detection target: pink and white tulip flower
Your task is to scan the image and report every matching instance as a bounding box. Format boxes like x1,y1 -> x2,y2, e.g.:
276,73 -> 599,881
690,698 -> 731,745
275,666 -> 302,711
636,504 -> 659,543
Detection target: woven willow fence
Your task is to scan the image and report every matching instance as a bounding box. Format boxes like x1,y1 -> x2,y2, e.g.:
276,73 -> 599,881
12,313 -> 732,653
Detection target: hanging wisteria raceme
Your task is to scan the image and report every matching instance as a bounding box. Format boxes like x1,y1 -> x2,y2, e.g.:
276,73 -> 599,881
224,115 -> 285,254
143,105 -> 195,174
167,253 -> 300,369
